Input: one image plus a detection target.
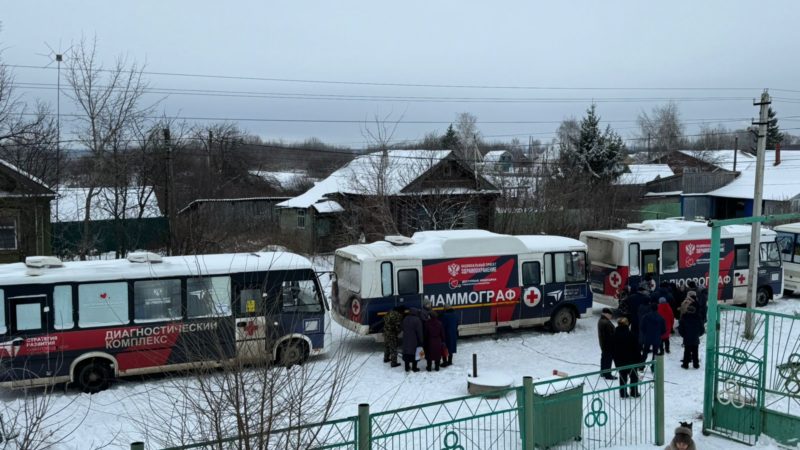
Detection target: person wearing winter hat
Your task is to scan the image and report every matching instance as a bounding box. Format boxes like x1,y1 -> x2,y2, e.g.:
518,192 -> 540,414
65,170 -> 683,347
664,421 -> 696,450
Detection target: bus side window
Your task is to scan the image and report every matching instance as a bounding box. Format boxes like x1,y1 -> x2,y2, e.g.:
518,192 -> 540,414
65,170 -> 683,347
0,289 -> 5,334
662,242 -> 678,273
380,262 -> 393,297
397,269 -> 419,295
629,244 -> 640,276
53,285 -> 74,330
187,276 -> 231,318
735,245 -> 750,269
78,282 -> 129,327
522,262 -> 540,286
239,288 -> 265,316
281,279 -> 322,313
544,255 -> 554,284
794,236 -> 800,263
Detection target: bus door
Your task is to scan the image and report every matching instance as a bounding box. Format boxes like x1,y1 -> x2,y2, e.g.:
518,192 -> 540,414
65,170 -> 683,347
641,250 -> 660,287
519,259 -> 544,320
234,285 -> 268,362
394,261 -> 422,310
7,294 -> 52,377
276,273 -> 326,353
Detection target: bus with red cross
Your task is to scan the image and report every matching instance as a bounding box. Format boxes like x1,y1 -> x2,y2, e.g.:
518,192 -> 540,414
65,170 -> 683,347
579,219 -> 783,308
0,251 -> 329,392
331,230 -> 592,337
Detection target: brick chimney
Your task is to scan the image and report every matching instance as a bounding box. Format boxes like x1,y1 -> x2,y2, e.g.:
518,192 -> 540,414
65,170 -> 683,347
775,142 -> 781,166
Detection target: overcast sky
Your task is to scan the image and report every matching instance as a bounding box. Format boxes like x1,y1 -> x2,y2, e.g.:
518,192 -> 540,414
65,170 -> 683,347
3,1 -> 800,148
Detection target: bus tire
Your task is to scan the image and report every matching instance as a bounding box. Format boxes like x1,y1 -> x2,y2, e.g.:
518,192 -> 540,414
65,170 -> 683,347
550,307 -> 577,333
755,287 -> 770,307
75,360 -> 112,394
278,339 -> 308,368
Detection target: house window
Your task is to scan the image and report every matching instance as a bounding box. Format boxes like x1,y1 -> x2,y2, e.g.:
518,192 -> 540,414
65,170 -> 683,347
0,216 -> 17,250
297,210 -> 306,229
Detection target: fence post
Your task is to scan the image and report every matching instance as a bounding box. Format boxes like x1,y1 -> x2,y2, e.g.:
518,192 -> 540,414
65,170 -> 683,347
655,354 -> 665,446
523,376 -> 534,450
358,403 -> 370,450
130,443 -> 144,450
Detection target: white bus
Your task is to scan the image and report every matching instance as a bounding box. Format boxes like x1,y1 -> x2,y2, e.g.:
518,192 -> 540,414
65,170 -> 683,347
0,251 -> 329,392
579,219 -> 783,308
331,230 -> 592,336
776,222 -> 800,294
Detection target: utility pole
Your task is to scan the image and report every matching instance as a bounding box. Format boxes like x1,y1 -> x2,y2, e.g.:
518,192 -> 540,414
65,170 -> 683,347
647,133 -> 651,161
207,130 -> 213,197
733,136 -> 738,172
163,128 -> 174,256
745,90 -> 770,338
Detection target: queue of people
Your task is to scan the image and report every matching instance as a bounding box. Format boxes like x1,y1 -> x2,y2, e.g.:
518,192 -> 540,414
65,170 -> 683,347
599,277 -> 709,397
383,301 -> 459,373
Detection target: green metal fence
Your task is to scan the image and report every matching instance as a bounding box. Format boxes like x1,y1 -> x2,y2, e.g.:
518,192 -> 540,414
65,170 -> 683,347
530,359 -> 663,449
706,305 -> 800,446
140,358 -> 663,450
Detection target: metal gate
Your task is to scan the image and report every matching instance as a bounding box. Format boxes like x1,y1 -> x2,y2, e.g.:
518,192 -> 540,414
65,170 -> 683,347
706,305 -> 800,446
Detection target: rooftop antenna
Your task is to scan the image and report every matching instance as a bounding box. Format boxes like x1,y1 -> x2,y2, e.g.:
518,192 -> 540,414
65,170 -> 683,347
38,41 -> 71,253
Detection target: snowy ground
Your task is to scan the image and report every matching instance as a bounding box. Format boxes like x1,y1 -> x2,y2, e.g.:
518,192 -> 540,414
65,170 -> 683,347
2,264 -> 799,449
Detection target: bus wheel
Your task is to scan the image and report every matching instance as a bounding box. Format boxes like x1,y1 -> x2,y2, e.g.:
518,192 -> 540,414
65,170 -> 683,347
278,340 -> 308,368
756,288 -> 770,307
551,307 -> 577,333
76,360 -> 112,393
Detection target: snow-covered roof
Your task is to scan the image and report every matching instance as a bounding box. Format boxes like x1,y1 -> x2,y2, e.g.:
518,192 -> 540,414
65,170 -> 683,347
0,158 -> 52,191
277,150 -> 453,209
483,150 -> 511,163
312,200 -> 344,214
677,149 -> 756,172
54,186 -> 162,222
644,190 -> 682,197
178,197 -> 290,215
580,219 -> 775,243
615,164 -> 674,185
336,229 -> 586,261
0,251 -> 311,286
775,222 -> 800,234
705,150 -> 800,201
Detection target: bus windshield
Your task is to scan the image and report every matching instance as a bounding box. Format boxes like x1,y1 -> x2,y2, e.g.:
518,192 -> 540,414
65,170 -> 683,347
760,241 -> 781,268
335,255 -> 361,293
776,231 -> 798,263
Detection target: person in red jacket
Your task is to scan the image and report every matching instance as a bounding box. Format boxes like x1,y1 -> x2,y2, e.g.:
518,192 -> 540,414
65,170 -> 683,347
424,311 -> 445,372
656,297 -> 675,354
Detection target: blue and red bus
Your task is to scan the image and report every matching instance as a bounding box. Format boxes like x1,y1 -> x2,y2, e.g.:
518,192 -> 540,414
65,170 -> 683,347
331,230 -> 592,337
579,219 -> 783,308
0,251 -> 328,392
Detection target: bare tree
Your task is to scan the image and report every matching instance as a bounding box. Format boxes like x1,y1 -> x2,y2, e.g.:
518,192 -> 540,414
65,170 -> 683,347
637,102 -> 684,158
65,37 -> 155,259
454,112 -> 481,167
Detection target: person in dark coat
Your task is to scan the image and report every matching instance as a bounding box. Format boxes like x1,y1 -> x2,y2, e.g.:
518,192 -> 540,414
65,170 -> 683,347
626,283 -> 651,342
401,308 -> 424,372
382,306 -> 404,367
679,292 -> 703,369
640,301 -> 667,364
612,317 -> 640,398
668,282 -> 685,323
597,308 -> 616,379
687,281 -> 708,322
439,306 -> 458,367
423,311 -> 445,371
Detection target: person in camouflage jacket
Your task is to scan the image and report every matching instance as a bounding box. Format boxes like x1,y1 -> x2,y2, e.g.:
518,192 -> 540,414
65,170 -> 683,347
383,306 -> 404,367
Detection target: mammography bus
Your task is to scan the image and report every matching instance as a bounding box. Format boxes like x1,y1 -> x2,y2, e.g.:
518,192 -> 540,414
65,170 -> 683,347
579,219 -> 783,308
0,251 -> 328,392
331,230 -> 592,337
776,222 -> 800,294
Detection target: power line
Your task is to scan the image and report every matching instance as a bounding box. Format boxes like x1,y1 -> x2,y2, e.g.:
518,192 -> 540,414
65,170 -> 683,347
7,63 -> 790,92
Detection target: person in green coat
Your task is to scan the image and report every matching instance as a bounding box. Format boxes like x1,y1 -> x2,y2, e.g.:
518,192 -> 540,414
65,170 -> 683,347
383,306 -> 404,368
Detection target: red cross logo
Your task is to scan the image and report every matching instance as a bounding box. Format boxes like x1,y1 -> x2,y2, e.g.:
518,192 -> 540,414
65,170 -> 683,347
244,321 -> 258,336
609,271 -> 621,288
523,287 -> 541,307
737,273 -> 746,284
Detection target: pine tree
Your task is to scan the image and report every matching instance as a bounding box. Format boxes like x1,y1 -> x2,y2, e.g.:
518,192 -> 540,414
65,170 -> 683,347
441,124 -> 459,150
767,107 -> 783,149
560,104 -> 626,181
